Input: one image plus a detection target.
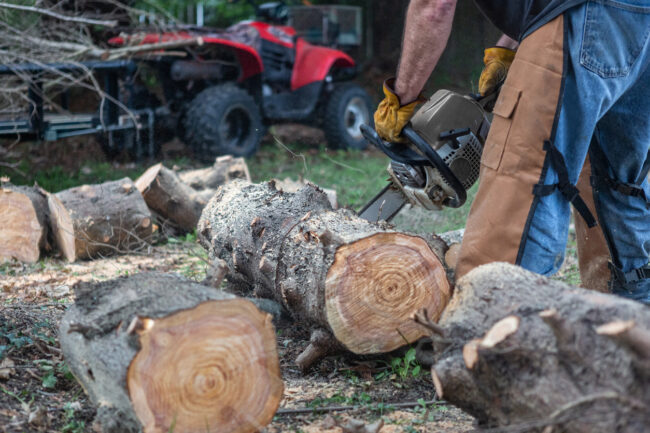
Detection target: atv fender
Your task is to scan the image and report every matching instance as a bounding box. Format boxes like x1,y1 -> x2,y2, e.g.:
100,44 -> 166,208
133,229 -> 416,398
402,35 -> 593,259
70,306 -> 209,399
291,39 -> 355,91
109,33 -> 263,81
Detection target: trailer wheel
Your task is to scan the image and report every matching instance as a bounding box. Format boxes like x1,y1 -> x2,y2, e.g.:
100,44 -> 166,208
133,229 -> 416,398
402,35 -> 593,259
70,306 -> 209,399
323,83 -> 373,150
183,84 -> 263,161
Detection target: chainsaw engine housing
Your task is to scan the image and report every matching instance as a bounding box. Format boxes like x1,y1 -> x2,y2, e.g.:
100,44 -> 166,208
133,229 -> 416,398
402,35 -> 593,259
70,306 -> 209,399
390,90 -> 490,210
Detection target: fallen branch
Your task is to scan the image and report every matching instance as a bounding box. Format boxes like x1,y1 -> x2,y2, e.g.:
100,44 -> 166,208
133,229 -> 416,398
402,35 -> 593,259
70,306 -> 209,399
0,2 -> 119,27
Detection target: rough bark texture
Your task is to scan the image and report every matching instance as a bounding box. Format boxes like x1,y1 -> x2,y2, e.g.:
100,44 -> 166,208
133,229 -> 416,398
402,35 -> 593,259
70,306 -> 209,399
51,178 -> 152,261
179,155 -> 251,191
0,184 -> 50,262
273,177 -> 338,209
428,263 -> 650,433
199,181 -> 451,369
136,163 -> 207,233
59,272 -> 282,433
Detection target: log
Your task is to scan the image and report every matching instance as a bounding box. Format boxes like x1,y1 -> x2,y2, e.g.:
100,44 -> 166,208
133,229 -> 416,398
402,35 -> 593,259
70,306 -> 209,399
0,185 -> 50,262
179,155 -> 251,191
49,178 -> 152,261
198,181 -> 451,369
425,263 -> 650,433
136,163 -> 208,233
59,272 -> 282,433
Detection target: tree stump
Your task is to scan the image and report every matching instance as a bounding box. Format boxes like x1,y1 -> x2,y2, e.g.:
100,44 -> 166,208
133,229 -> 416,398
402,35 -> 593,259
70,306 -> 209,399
179,155 -> 250,191
198,181 -> 451,369
59,272 -> 282,433
49,178 -> 152,261
425,263 -> 650,433
0,185 -> 50,262
136,163 -> 207,233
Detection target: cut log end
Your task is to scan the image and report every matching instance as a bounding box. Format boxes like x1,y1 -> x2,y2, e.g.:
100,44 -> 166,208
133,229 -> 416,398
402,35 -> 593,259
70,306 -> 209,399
46,193 -> 75,262
0,188 -> 43,263
127,299 -> 283,433
325,233 -> 451,354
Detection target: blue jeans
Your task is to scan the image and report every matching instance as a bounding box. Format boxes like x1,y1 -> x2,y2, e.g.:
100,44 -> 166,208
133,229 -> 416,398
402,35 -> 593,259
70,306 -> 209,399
519,0 -> 650,302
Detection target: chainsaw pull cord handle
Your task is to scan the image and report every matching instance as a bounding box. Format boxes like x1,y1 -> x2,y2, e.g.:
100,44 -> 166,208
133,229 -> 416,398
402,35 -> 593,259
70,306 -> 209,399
401,126 -> 467,208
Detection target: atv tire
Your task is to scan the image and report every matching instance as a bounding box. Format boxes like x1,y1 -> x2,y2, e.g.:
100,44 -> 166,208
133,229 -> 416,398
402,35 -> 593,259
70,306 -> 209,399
183,84 -> 263,161
323,83 -> 373,150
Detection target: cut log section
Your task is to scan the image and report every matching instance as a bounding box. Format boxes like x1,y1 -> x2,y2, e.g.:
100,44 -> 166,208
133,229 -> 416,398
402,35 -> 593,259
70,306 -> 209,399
136,163 -> 210,232
59,272 -> 282,433
424,263 -> 650,433
198,181 -> 451,369
0,185 -> 50,262
50,178 -> 152,261
179,155 -> 251,191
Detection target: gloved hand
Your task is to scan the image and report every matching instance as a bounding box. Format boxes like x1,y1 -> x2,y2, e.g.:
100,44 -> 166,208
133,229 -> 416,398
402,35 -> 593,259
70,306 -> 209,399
478,47 -> 516,96
374,78 -> 424,143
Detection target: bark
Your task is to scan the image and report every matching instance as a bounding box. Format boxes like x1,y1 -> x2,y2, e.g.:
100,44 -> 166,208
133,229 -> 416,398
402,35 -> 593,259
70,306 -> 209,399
50,178 -> 152,261
179,155 -> 251,191
135,163 -> 206,233
0,185 -> 50,263
198,181 -> 451,369
59,272 -> 282,433
273,177 -> 338,209
427,262 -> 650,433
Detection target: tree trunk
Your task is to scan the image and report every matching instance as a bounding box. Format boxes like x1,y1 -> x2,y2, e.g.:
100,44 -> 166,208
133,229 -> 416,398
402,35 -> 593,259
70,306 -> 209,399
49,178 -> 152,261
178,155 -> 251,191
198,181 -> 452,370
59,272 -> 283,433
0,185 -> 50,262
426,263 -> 650,433
135,163 -> 207,233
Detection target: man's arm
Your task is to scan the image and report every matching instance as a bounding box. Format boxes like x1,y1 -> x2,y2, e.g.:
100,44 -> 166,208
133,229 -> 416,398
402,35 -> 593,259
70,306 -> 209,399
394,0 -> 458,104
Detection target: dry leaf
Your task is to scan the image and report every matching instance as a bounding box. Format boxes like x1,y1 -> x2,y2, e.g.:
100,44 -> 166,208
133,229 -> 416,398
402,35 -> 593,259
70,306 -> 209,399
0,358 -> 16,380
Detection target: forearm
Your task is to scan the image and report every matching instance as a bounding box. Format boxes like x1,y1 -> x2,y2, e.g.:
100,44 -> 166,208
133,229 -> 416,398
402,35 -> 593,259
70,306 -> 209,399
395,0 -> 457,104
496,34 -> 518,50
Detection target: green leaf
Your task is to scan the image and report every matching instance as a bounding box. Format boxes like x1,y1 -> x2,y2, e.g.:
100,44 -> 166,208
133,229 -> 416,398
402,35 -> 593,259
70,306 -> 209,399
412,365 -> 421,377
42,372 -> 57,389
405,347 -> 416,364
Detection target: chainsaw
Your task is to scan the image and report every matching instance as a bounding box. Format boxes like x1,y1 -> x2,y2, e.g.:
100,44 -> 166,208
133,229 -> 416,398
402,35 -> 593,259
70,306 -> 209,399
358,89 -> 498,222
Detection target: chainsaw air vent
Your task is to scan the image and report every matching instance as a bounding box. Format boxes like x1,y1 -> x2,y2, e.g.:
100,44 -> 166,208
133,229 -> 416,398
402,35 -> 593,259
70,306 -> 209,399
441,133 -> 482,190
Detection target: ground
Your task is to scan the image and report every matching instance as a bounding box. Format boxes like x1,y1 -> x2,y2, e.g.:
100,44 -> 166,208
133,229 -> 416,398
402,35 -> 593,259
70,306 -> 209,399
0,126 -> 581,432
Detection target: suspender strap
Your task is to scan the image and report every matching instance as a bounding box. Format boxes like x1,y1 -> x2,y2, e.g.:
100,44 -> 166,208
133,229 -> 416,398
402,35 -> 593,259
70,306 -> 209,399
532,140 -> 598,228
609,262 -> 650,285
591,176 -> 649,203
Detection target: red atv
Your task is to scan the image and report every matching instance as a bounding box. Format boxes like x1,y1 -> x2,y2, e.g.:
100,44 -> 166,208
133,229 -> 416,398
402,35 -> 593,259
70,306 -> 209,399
108,2 -> 373,160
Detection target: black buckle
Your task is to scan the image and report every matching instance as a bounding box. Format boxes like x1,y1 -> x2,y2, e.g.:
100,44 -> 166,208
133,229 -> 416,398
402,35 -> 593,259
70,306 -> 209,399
609,262 -> 650,284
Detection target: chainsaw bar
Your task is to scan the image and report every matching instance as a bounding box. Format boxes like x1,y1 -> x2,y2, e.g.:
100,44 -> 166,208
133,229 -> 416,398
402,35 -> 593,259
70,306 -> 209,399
358,183 -> 408,223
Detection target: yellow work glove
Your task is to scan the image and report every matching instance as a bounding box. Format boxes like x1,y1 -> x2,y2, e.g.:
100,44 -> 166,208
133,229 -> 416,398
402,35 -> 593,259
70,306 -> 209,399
478,47 -> 516,96
374,78 -> 424,143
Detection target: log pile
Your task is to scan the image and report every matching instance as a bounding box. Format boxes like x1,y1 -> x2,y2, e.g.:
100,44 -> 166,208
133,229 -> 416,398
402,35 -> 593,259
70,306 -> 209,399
198,180 -> 452,370
59,272 -> 283,433
420,263 -> 650,433
0,156 -> 251,263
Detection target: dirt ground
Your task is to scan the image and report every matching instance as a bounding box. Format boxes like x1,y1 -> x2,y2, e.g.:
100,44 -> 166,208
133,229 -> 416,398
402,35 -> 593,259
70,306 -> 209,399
0,240 -> 475,433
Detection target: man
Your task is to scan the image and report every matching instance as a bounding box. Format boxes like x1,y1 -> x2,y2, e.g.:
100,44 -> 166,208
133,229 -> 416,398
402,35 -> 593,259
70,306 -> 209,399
374,0 -> 650,303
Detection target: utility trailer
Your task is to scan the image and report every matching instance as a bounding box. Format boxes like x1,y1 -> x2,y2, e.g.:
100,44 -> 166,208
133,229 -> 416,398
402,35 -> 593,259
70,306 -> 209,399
0,60 -> 155,158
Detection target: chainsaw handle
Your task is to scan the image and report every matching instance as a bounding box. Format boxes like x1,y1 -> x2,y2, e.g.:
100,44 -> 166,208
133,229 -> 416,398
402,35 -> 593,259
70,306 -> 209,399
402,126 -> 467,209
